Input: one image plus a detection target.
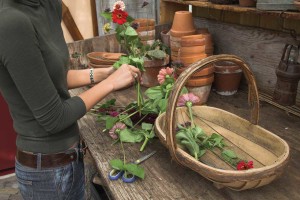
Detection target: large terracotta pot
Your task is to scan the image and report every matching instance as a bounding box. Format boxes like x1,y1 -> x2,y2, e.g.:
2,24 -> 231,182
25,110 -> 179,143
213,61 -> 242,96
142,56 -> 170,87
176,64 -> 215,78
133,18 -> 155,27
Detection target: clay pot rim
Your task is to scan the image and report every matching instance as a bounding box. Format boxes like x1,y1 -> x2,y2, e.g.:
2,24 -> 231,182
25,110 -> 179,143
89,62 -> 112,68
214,61 -> 242,73
134,18 -> 155,27
181,34 -> 205,41
87,52 -> 124,65
136,26 -> 155,32
179,54 -> 209,60
170,29 -> 196,37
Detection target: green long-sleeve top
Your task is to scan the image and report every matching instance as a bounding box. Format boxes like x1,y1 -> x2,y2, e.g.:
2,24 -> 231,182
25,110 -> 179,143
0,0 -> 86,153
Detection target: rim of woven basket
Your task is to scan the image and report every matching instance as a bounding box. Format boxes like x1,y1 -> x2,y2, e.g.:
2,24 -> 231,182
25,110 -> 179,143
164,54 -> 289,176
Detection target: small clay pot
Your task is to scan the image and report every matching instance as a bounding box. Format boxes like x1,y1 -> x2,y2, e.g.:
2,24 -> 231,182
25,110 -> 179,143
134,18 -> 155,27
160,30 -> 170,47
239,0 -> 256,7
138,30 -> 155,41
136,25 -> 155,32
142,56 -> 170,87
213,61 -> 242,96
171,11 -> 195,32
87,52 -> 124,64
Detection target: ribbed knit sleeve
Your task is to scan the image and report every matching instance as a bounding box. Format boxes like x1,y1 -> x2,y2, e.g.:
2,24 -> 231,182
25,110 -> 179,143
0,9 -> 86,134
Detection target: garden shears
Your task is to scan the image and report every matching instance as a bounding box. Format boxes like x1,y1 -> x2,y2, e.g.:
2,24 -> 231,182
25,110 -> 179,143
108,151 -> 156,183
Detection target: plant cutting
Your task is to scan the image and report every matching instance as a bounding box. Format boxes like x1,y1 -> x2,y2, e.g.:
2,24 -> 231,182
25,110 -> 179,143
101,0 -> 168,110
176,92 -> 254,170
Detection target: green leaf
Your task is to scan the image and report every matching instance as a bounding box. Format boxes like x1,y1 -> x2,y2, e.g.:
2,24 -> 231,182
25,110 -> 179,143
126,15 -> 135,23
119,114 -> 133,128
158,99 -> 167,112
124,163 -> 145,179
125,26 -> 138,36
100,12 -> 112,21
110,159 -> 124,171
105,116 -> 119,129
146,49 -> 166,60
119,129 -> 144,143
141,123 -> 153,131
145,86 -> 163,99
180,87 -> 189,95
176,130 -> 200,160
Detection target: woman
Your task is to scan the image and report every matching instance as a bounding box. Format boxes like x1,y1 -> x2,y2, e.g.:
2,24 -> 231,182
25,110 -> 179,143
0,0 -> 141,199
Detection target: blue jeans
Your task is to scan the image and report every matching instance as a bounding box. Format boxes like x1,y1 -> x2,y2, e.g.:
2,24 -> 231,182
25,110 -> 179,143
15,151 -> 85,200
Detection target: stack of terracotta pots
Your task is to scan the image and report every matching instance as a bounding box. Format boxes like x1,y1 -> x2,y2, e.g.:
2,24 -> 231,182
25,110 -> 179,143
170,11 -> 196,62
134,18 -> 155,46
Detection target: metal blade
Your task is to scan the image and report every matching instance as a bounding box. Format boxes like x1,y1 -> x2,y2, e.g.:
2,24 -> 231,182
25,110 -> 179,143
133,151 -> 156,165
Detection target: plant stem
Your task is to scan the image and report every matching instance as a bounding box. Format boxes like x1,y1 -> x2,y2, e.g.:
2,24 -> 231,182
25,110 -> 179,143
140,137 -> 149,152
188,105 -> 195,128
131,114 -> 148,130
119,109 -> 139,122
120,141 -> 126,164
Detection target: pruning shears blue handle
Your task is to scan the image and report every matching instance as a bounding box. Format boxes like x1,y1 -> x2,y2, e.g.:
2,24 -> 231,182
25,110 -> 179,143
108,151 -> 156,183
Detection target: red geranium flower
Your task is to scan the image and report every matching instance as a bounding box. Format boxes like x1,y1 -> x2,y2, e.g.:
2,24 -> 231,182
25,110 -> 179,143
112,9 -> 128,25
237,161 -> 254,170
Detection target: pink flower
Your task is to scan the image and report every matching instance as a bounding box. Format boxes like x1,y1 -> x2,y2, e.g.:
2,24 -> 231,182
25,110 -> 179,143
109,122 -> 126,139
113,1 -> 126,11
177,93 -> 200,107
157,67 -> 174,84
237,161 -> 254,170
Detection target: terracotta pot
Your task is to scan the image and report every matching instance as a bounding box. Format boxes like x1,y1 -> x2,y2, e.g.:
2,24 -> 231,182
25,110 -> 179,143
187,84 -> 212,105
170,35 -> 182,42
176,64 -> 215,78
138,30 -> 155,41
142,56 -> 170,87
136,25 -> 155,32
160,30 -> 170,47
171,46 -> 180,52
141,40 -> 155,46
170,29 -> 196,37
186,74 -> 214,87
171,11 -> 195,32
213,61 -> 242,96
179,54 -> 208,65
89,62 -> 112,68
87,52 -> 124,65
239,0 -> 256,7
134,18 -> 155,27
179,45 -> 206,55
181,37 -> 206,47
170,40 -> 181,49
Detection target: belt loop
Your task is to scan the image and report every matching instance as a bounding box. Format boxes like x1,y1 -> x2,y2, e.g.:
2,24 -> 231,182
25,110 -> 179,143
37,153 -> 42,170
75,148 -> 79,163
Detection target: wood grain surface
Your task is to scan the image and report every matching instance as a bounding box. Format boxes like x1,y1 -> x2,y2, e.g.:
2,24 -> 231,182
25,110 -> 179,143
70,86 -> 300,200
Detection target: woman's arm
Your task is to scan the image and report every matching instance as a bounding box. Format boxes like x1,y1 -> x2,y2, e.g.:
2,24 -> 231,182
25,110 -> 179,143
67,67 -> 115,89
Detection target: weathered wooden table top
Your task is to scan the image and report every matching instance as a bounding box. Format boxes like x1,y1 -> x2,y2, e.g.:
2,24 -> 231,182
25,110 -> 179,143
70,87 -> 300,200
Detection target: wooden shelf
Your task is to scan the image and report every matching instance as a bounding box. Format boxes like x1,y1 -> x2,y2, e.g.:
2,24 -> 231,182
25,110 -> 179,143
161,0 -> 300,35
163,0 -> 300,20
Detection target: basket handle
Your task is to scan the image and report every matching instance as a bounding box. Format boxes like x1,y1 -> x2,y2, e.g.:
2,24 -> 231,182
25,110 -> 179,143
165,54 -> 260,164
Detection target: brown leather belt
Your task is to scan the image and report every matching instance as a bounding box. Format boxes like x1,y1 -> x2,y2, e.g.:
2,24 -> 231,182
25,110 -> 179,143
16,149 -> 78,169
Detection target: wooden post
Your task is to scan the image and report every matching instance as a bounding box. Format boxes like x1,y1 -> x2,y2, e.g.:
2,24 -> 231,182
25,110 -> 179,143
62,2 -> 84,41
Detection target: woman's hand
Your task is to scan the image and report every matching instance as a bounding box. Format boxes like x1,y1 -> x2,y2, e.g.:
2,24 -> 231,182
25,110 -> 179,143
103,64 -> 141,91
